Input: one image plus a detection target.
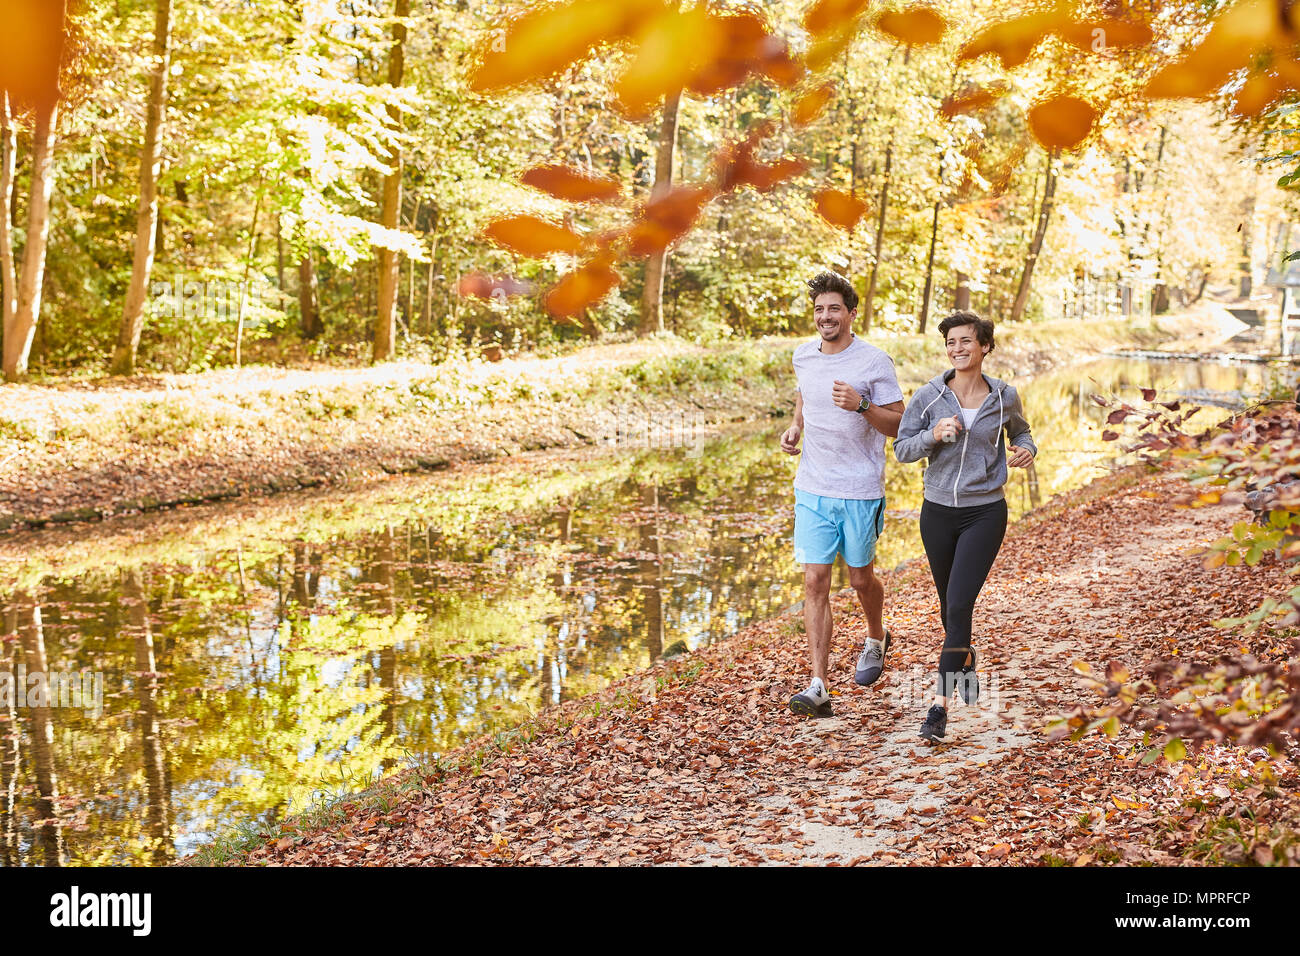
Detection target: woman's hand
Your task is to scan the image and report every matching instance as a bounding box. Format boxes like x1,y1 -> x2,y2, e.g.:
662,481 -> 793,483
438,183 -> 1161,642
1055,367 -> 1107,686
780,425 -> 802,455
932,416 -> 962,443
1007,445 -> 1034,468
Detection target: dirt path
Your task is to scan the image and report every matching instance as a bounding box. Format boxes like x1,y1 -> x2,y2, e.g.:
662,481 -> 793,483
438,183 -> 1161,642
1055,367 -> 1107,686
234,467 -> 1298,867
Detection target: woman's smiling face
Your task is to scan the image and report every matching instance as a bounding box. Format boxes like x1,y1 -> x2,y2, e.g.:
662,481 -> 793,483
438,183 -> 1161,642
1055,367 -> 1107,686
945,323 -> 988,370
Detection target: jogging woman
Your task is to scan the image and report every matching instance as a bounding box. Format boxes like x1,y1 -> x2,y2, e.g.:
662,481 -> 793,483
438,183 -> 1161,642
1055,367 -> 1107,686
892,311 -> 1036,742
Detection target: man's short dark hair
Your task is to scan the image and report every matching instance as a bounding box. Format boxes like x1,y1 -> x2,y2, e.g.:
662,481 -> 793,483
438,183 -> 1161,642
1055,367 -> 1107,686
937,310 -> 995,353
808,271 -> 858,312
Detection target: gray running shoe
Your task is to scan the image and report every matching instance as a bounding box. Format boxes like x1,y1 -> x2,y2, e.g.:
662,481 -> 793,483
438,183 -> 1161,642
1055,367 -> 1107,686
789,677 -> 832,717
854,629 -> 891,686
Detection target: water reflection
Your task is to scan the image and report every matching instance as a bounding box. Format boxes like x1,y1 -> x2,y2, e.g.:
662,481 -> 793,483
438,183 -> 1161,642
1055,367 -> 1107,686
0,355 -> 1279,865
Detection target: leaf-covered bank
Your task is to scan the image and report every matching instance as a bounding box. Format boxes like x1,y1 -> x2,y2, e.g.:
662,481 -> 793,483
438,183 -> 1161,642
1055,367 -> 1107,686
0,314 -> 1219,531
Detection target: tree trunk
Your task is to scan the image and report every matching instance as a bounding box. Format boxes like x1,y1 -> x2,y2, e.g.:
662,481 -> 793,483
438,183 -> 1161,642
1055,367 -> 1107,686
372,0 -> 409,363
0,92 -> 15,362
863,140 -> 892,333
2,102 -> 57,383
954,271 -> 971,311
639,89 -> 682,337
917,196 -> 941,333
110,0 -> 172,377
17,594 -> 64,865
1190,266 -> 1209,303
124,569 -> 171,864
233,181 -> 264,367
1009,150 -> 1058,324
298,253 -> 322,338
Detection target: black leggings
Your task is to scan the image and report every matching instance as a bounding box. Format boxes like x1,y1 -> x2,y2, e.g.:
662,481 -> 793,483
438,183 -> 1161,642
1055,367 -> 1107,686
919,497 -> 1007,699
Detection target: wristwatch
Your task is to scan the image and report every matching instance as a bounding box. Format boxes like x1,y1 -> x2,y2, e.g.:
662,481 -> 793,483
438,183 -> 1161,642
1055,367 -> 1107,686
857,395 -> 871,414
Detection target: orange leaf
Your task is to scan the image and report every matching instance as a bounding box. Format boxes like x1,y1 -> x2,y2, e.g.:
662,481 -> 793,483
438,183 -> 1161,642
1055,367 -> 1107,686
1056,18 -> 1153,53
940,84 -> 1005,118
482,215 -> 587,258
762,50 -> 807,88
1027,94 -> 1098,150
725,156 -> 810,194
687,12 -> 788,96
625,185 -> 715,256
1145,0 -> 1297,100
457,273 -> 534,300
1232,72 -> 1280,116
614,6 -> 725,117
791,84 -> 835,126
470,0 -> 667,92
803,0 -> 871,37
873,7 -> 947,46
814,188 -> 868,231
520,164 -> 622,203
545,260 -> 622,316
957,11 -> 1062,69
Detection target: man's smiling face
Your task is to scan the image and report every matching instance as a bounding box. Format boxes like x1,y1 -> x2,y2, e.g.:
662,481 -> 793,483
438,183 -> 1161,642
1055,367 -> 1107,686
813,292 -> 854,343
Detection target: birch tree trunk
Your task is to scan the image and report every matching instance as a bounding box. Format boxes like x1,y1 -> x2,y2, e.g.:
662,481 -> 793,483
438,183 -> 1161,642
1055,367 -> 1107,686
111,0 -> 172,376
0,92 -> 16,361
639,89 -> 681,337
2,101 -> 57,383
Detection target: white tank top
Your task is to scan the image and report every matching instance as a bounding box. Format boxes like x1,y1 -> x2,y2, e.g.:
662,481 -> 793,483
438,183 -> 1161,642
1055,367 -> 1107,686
960,407 -> 979,429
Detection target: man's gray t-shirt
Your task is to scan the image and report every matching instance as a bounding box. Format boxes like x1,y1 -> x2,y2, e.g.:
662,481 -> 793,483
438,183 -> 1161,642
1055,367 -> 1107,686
793,335 -> 904,500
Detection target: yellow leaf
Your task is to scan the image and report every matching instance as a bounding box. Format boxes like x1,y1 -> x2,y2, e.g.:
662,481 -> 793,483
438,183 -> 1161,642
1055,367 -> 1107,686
1164,738 -> 1187,762
614,7 -> 725,117
806,23 -> 859,73
470,0 -> 667,92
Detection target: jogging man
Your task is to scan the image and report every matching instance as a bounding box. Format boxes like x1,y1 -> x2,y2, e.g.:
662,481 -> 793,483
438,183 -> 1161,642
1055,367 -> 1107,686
781,271 -> 904,717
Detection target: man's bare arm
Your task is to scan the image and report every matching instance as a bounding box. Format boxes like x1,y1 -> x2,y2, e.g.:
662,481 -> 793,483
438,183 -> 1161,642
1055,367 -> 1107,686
780,392 -> 804,454
865,399 -> 904,439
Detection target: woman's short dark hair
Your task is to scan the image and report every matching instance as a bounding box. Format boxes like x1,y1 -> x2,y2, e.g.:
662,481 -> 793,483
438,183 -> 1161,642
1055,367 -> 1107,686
937,310 -> 995,353
808,271 -> 858,312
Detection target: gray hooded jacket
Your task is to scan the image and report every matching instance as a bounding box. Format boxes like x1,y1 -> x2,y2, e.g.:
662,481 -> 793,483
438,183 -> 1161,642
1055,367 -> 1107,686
893,370 -> 1037,507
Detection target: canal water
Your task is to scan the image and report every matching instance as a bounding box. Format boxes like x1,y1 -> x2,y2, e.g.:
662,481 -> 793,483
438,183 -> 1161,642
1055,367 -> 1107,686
0,353 -> 1284,864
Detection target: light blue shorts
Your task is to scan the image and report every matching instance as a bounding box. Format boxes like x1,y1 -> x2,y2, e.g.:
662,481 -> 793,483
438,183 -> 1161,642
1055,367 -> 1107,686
793,490 -> 886,567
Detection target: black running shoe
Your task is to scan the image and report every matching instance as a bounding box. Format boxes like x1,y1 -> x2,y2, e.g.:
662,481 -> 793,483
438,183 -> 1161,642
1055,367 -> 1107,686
958,648 -> 979,705
919,704 -> 947,741
789,678 -> 832,717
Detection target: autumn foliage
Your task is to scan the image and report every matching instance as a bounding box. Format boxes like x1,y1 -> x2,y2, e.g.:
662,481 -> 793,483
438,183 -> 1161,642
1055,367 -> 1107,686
465,0 -> 1300,320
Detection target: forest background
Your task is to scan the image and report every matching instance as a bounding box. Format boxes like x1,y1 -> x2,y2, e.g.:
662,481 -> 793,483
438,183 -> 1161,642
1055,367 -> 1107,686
2,0 -> 1299,384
